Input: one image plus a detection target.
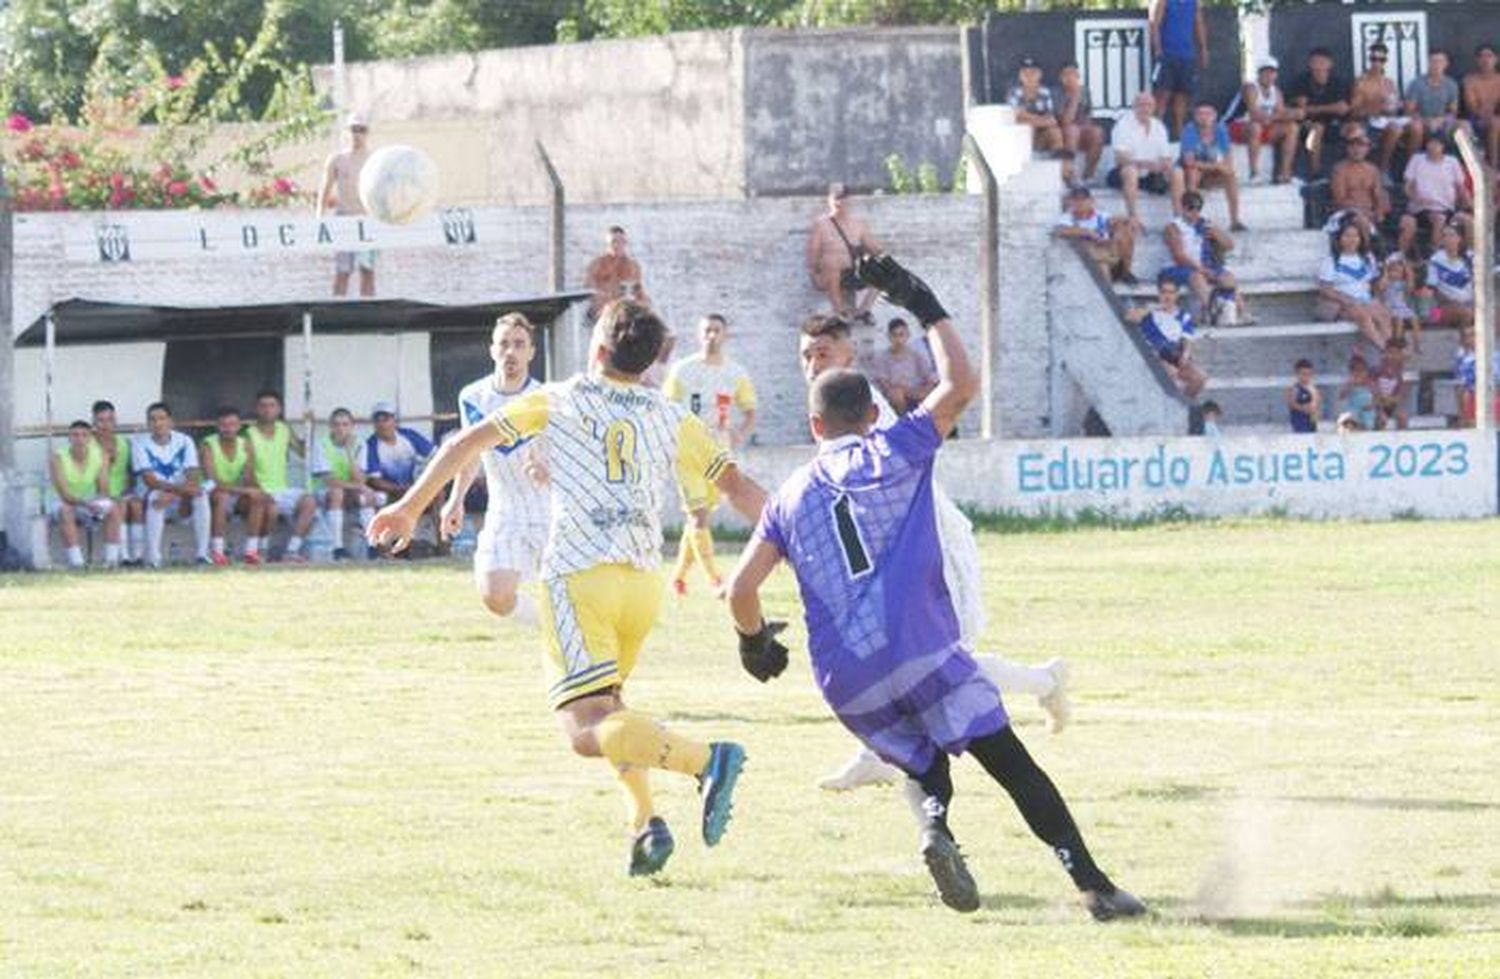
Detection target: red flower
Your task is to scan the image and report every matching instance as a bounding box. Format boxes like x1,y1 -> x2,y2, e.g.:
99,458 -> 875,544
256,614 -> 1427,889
109,172 -> 125,190
166,75 -> 186,90
7,113 -> 33,133
167,180 -> 188,196
109,189 -> 127,208
199,174 -> 218,192
273,176 -> 296,194
156,163 -> 174,180
20,138 -> 48,161
57,149 -> 81,170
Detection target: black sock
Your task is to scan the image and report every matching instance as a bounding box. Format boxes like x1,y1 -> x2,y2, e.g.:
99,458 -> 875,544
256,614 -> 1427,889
967,726 -> 1113,892
903,752 -> 954,839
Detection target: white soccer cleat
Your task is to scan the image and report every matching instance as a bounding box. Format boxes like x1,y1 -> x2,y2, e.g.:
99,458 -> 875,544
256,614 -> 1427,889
1038,657 -> 1072,735
817,748 -> 901,792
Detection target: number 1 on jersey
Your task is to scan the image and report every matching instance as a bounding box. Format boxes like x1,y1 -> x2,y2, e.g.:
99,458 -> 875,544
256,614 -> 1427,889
832,494 -> 872,577
604,419 -> 640,484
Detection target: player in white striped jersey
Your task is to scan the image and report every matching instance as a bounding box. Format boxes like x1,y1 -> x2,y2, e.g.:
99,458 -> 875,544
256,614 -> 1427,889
442,313 -> 551,626
797,314 -> 1073,791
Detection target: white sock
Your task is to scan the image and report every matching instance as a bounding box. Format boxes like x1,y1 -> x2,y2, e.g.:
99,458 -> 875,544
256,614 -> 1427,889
974,654 -> 1055,697
245,536 -> 262,556
511,591 -> 540,628
191,493 -> 211,559
127,523 -> 145,560
65,545 -> 84,568
211,536 -> 225,554
145,505 -> 166,566
327,509 -> 344,548
288,535 -> 304,554
103,542 -> 121,567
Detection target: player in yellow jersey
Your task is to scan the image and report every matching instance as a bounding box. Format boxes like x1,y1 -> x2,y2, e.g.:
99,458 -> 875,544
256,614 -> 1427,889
662,313 -> 758,598
369,300 -> 769,877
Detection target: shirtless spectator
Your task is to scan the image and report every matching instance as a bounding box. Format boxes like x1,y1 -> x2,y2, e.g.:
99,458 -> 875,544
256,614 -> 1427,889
584,226 -> 651,319
1288,48 -> 1351,178
1056,62 -> 1104,182
1329,129 -> 1393,242
1008,57 -> 1063,155
1053,186 -> 1139,285
1178,101 -> 1246,230
1405,49 -> 1469,154
869,318 -> 937,414
1403,133 -> 1472,252
1108,92 -> 1184,226
1230,58 -> 1299,184
317,113 -> 375,297
1349,43 -> 1412,171
1462,43 -> 1500,168
807,182 -> 881,322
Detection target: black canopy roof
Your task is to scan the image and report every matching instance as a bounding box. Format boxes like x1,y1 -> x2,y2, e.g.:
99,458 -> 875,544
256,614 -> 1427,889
13,293 -> 590,347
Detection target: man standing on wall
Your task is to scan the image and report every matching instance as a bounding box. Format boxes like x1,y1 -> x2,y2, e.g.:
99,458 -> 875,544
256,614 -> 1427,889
1151,0 -> 1207,139
318,113 -> 376,298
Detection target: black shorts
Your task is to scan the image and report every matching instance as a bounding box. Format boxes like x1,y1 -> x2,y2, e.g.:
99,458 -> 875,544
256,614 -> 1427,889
1157,343 -> 1186,368
839,268 -> 863,293
1107,167 -> 1170,195
1153,55 -> 1200,96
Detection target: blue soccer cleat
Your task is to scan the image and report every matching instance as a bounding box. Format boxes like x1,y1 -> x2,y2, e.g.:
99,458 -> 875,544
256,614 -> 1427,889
698,741 -> 746,846
628,816 -> 676,877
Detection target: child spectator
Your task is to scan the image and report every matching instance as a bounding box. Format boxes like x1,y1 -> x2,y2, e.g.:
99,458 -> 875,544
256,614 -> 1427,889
1200,399 -> 1224,436
1178,101 -> 1246,230
1379,253 -> 1421,353
1316,219 -> 1392,348
1336,411 -> 1362,433
1008,57 -> 1063,155
1336,355 -> 1378,431
1286,358 -> 1322,433
1163,191 -> 1246,325
1422,223 -> 1476,329
1453,325 -> 1500,427
1125,275 -> 1208,397
869,317 -> 938,414
1053,186 -> 1139,284
1371,337 -> 1410,429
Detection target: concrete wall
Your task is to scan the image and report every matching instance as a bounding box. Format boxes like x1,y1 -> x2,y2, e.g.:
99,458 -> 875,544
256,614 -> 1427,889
743,27 -> 965,196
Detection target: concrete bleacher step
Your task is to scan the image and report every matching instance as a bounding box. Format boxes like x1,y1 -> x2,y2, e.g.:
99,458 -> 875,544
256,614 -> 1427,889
1113,276 -> 1314,300
1219,414 -> 1450,435
1128,230 -> 1331,281
1088,182 -> 1307,231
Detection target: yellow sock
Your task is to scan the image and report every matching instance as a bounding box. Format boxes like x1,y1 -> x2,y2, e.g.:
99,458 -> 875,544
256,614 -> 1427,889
616,764 -> 654,831
671,532 -> 697,582
690,527 -> 721,583
596,709 -> 711,778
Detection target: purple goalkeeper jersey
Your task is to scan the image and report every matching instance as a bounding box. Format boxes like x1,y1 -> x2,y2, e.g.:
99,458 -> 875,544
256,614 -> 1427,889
755,408 -> 1006,770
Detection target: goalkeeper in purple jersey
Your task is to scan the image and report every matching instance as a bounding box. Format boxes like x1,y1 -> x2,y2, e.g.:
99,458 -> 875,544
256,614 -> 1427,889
726,255 -> 1146,921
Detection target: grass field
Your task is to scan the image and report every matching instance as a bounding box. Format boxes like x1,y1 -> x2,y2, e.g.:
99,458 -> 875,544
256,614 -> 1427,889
3,519 -> 1498,977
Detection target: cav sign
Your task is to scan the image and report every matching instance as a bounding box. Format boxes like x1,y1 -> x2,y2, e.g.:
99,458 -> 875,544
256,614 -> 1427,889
947,430 -> 1497,520
1076,18 -> 1152,117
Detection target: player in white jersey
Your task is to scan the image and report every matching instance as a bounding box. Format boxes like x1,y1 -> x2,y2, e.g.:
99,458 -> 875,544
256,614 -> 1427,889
797,314 -> 1072,791
370,301 -> 769,877
662,313 -> 758,597
132,401 -> 212,568
441,313 -> 552,625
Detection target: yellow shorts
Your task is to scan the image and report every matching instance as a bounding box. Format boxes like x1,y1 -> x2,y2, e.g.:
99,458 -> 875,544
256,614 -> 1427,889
540,563 -> 664,709
679,468 -> 720,515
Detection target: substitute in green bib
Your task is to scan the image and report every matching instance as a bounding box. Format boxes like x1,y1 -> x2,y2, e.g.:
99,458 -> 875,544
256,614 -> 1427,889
92,399 -> 144,566
201,406 -> 273,566
50,420 -> 123,569
314,407 -> 380,561
247,389 -> 318,564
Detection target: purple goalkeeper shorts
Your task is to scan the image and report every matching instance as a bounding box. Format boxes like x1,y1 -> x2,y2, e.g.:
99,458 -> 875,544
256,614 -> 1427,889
827,642 -> 1008,775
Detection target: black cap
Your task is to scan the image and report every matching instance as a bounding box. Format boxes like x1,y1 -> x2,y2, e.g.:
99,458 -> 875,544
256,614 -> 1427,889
1019,56 -> 1040,70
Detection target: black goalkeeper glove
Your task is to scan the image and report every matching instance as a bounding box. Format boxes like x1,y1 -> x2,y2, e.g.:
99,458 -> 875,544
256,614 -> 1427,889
737,620 -> 790,683
854,252 -> 950,328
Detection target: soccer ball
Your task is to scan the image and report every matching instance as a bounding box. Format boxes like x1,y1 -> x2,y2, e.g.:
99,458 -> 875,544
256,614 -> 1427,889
358,145 -> 439,225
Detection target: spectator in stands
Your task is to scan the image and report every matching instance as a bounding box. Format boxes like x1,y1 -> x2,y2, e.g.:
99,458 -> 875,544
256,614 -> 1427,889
246,390 -> 316,564
1200,399 -> 1223,436
1008,57 -> 1063,155
1125,274 -> 1208,397
1150,0 -> 1207,139
1372,336 -> 1410,429
807,182 -> 881,322
1423,222 -> 1477,329
1454,324 -> 1500,427
1462,43 -> 1500,168
1285,358 -> 1322,433
1336,354 -> 1378,431
365,401 -> 438,551
1289,48 -> 1351,178
584,226 -> 651,319
1404,49 -> 1469,152
1349,43 -> 1413,172
1056,62 -> 1104,183
1231,57 -> 1300,185
51,420 -> 121,569
201,405 -> 270,566
1380,252 -> 1422,353
1329,129 -> 1393,244
1109,92 -> 1183,227
1403,133 -> 1472,253
133,401 -> 211,568
868,317 -> 938,415
1053,185 -> 1139,285
317,113 -> 375,298
316,407 -> 379,561
1317,219 -> 1392,348
1179,101 -> 1246,230
91,399 -> 142,566
1163,191 -> 1246,326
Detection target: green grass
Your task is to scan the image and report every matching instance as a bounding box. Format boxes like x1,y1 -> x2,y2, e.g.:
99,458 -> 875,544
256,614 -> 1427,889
2,519 -> 1499,977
